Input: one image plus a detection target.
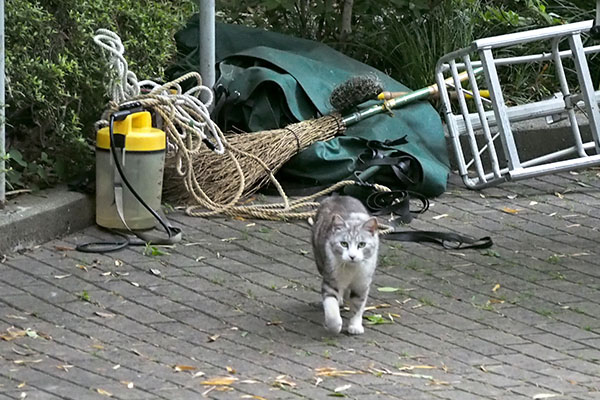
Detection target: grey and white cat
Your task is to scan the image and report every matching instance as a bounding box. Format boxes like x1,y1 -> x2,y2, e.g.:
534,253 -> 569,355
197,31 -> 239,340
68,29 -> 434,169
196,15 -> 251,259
311,195 -> 379,335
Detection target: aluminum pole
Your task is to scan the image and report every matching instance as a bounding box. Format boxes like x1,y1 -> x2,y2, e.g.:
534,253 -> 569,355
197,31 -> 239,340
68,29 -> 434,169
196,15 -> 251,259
0,0 -> 5,206
198,0 -> 215,89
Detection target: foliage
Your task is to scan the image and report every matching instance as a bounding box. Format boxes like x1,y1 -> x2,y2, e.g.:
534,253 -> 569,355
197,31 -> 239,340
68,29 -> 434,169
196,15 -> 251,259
5,0 -> 196,190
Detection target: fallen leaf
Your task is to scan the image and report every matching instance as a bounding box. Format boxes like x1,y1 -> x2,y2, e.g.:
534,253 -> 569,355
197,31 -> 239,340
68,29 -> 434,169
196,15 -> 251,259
554,192 -> 564,199
240,396 -> 267,400
501,207 -> 519,214
334,384 -> 351,393
174,365 -> 197,372
13,359 -> 43,365
273,375 -> 296,388
6,314 -> 27,320
492,284 -> 500,292
397,365 -> 437,371
315,367 -> 363,377
533,394 -> 559,400
364,304 -> 391,311
480,365 -> 488,372
54,274 -> 71,280
200,376 -> 238,386
489,299 -> 505,304
54,246 -> 75,251
150,268 -> 161,276
130,282 -> 140,287
17,382 -> 26,388
114,260 -> 123,267
94,312 -> 115,319
92,344 -> 104,350
56,364 -> 73,372
100,271 -> 112,276
239,379 -> 259,384
226,366 -> 235,374
76,264 -> 88,272
377,287 -> 402,293
208,334 -> 220,342
192,371 -> 206,378
25,329 -> 38,339
507,194 -> 517,199
96,388 -> 112,397
120,381 -> 134,389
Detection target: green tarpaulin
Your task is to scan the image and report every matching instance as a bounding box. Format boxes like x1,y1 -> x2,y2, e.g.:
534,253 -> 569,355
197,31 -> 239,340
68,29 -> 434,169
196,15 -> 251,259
170,21 -> 450,197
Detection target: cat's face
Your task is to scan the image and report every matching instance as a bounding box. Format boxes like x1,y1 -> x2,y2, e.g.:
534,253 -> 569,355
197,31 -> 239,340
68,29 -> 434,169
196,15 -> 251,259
328,214 -> 378,264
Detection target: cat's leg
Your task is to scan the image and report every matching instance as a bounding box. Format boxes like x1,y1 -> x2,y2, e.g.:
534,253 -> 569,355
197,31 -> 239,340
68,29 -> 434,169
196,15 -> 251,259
347,287 -> 369,335
322,281 -> 343,334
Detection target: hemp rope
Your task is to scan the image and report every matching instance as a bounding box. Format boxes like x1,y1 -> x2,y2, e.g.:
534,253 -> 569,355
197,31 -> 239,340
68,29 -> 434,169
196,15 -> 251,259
93,29 -> 394,232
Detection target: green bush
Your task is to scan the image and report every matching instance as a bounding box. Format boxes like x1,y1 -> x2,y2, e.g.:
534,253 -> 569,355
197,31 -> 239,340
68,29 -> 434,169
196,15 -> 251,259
5,0 -> 196,190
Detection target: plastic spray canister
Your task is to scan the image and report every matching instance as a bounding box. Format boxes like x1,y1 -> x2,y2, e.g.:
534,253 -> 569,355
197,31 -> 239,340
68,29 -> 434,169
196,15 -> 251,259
95,111 -> 166,230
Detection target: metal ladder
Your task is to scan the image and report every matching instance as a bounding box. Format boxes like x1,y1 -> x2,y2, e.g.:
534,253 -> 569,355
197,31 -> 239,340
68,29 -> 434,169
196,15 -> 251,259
436,19 -> 600,189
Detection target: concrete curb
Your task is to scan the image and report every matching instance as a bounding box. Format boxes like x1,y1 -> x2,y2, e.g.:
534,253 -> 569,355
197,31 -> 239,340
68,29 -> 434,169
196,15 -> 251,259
0,185 -> 94,254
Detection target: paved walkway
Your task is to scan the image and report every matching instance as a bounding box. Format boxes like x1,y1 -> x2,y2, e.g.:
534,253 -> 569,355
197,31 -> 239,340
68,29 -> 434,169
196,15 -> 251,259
1,171 -> 600,399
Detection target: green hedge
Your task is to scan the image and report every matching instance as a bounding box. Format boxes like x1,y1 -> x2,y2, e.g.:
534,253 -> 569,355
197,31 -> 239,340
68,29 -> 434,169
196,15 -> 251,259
6,0 -> 195,190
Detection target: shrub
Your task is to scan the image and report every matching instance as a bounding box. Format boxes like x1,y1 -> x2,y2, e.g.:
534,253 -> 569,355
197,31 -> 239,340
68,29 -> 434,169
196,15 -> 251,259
5,0 -> 196,190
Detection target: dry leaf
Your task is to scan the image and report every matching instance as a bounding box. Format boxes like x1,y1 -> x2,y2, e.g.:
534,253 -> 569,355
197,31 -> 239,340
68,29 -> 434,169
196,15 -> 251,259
501,207 -> 519,214
489,298 -> 504,304
397,365 -> 437,371
96,388 -> 112,397
76,264 -> 88,272
17,382 -> 26,388
13,359 -> 43,365
6,314 -> 27,320
364,304 -> 391,311
100,271 -> 112,276
54,246 -> 75,251
92,344 -> 104,350
480,365 -> 488,372
334,384 -> 351,392
114,260 -> 123,267
200,376 -> 238,386
174,365 -> 197,372
94,312 -> 115,319
208,334 -> 220,342
120,381 -> 134,389
554,192 -> 564,199
192,371 -> 206,378
226,366 -> 236,374
315,367 -> 363,377
273,375 -> 296,388
240,396 -> 267,400
150,268 -> 161,276
56,364 -> 73,372
239,379 -> 259,384
492,284 -> 500,292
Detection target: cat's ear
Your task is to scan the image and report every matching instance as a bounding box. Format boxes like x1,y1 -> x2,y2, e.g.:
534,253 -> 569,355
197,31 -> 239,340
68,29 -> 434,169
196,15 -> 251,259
331,214 -> 346,230
363,217 -> 378,235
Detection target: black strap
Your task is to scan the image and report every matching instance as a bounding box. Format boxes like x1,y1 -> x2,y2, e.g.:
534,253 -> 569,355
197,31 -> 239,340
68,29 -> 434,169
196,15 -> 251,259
384,230 -> 493,249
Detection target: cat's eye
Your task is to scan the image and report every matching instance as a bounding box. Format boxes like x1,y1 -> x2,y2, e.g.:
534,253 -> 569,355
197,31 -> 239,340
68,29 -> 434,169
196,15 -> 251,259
340,241 -> 349,248
358,242 -> 366,248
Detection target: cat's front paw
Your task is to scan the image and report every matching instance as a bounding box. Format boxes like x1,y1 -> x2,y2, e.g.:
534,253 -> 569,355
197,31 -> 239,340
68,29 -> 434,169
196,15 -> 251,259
324,316 -> 343,334
347,323 -> 364,335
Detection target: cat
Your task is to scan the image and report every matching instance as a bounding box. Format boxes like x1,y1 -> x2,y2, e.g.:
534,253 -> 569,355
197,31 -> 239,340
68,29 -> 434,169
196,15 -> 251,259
311,194 -> 379,335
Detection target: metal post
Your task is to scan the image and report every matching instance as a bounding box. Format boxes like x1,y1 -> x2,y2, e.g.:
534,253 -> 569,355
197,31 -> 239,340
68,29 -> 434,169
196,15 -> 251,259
0,0 -> 5,206
198,0 -> 215,89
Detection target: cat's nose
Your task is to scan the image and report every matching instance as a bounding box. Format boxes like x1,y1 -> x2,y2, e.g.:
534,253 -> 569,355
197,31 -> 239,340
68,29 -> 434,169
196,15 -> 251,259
349,255 -> 356,260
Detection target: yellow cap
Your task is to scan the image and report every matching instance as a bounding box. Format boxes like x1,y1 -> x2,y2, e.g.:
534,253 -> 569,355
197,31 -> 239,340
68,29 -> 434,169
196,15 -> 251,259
97,111 -> 166,151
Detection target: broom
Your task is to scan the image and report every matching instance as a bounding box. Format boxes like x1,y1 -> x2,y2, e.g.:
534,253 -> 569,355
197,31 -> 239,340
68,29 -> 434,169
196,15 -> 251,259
163,68 -> 482,205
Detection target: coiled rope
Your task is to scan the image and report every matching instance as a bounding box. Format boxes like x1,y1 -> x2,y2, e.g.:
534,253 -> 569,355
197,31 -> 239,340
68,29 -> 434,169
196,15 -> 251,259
93,29 -> 394,230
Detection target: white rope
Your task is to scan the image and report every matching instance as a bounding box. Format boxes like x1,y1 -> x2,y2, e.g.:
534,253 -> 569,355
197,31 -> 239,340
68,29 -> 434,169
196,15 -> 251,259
93,28 -> 225,156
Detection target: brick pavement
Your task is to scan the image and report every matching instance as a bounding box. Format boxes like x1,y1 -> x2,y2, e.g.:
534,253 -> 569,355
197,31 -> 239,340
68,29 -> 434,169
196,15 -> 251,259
1,171 -> 600,399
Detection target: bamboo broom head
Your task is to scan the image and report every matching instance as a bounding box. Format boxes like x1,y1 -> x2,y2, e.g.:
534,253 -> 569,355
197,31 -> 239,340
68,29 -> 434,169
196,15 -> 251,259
163,114 -> 345,205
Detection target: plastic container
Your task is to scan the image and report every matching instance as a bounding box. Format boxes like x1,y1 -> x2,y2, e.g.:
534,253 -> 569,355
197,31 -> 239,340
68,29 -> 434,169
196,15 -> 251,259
95,111 -> 166,230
